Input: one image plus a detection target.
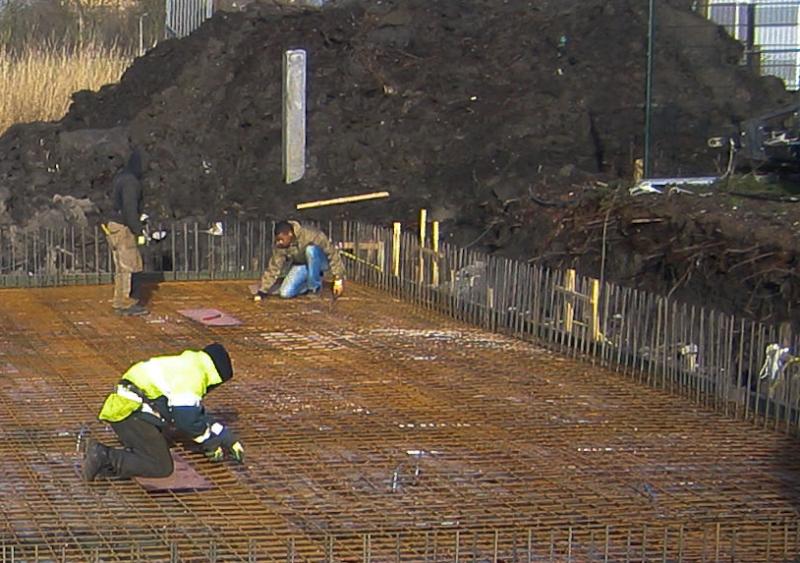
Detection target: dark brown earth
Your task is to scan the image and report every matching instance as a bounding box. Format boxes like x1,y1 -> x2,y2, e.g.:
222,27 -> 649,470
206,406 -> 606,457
0,0 -> 798,325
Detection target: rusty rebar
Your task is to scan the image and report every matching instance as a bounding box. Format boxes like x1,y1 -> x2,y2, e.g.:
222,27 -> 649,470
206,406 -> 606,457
0,282 -> 798,559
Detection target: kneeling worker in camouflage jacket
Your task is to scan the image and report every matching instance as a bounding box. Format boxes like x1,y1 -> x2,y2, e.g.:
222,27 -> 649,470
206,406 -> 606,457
255,220 -> 346,300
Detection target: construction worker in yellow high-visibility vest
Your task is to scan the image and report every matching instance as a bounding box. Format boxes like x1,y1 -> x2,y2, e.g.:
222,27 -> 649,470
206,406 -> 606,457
82,343 -> 244,481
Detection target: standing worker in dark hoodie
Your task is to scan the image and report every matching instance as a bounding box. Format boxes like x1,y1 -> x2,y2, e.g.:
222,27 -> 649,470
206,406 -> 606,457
82,342 -> 244,481
103,149 -> 148,316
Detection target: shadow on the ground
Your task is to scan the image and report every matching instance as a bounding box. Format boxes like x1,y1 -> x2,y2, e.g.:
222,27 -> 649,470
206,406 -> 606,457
132,272 -> 164,307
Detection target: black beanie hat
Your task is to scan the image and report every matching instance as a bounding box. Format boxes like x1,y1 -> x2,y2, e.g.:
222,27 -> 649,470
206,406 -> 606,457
203,343 -> 233,382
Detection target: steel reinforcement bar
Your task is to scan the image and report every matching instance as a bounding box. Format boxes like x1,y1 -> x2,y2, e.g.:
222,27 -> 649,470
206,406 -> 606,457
0,277 -> 799,559
3,521 -> 800,561
0,219 -> 798,432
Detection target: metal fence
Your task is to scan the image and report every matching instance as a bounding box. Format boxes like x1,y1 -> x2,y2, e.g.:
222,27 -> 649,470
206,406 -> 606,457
0,218 -> 799,438
2,519 -> 800,561
697,0 -> 800,90
165,0 -> 213,39
342,219 -> 800,435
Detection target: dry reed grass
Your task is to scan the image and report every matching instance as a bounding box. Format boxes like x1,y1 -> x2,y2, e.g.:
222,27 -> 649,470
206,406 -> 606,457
0,42 -> 132,134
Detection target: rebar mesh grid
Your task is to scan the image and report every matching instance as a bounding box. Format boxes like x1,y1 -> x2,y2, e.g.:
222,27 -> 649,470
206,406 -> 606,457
3,219 -> 800,436
0,281 -> 799,561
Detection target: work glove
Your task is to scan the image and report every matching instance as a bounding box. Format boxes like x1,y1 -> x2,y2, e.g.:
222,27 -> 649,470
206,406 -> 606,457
203,424 -> 243,463
205,441 -> 244,463
137,230 -> 167,246
219,427 -> 244,463
229,441 -> 245,464
138,215 -> 167,245
253,290 -> 268,302
205,446 -> 224,462
137,214 -> 150,246
332,277 -> 344,298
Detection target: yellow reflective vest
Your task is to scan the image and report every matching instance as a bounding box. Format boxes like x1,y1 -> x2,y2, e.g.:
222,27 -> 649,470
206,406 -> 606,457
98,350 -> 223,423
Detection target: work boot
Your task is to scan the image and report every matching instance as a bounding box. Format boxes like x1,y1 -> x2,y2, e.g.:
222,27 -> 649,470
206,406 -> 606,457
82,439 -> 111,482
118,303 -> 149,317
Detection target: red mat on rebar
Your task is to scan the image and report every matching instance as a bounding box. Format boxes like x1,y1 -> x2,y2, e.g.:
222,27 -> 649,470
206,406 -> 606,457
134,451 -> 214,492
178,308 -> 242,326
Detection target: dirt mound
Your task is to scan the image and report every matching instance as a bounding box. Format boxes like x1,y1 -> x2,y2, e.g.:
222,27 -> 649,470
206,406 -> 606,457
0,0 -> 797,323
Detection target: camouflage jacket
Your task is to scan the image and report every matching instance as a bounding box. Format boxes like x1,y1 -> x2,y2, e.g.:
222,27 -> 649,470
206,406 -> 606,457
259,221 -> 346,291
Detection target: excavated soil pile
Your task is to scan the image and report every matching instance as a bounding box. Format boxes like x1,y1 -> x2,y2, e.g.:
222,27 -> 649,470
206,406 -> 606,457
0,0 -> 798,323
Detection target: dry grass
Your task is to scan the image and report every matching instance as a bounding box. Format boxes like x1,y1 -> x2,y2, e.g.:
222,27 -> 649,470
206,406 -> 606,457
0,42 -> 133,134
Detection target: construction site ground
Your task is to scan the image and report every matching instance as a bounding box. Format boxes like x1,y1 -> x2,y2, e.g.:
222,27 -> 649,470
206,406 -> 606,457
5,0 -> 800,328
1,280 -> 800,560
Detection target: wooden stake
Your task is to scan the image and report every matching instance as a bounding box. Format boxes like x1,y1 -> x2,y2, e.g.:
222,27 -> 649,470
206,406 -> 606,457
432,220 -> 440,286
591,278 -> 602,342
564,269 -> 576,333
296,191 -> 390,210
392,222 -> 401,278
418,209 -> 427,284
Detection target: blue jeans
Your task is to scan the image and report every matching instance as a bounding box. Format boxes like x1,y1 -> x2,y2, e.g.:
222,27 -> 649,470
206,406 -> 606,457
279,245 -> 329,298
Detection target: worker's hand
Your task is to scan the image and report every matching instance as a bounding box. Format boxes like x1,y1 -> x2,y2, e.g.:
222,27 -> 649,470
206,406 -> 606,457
229,441 -> 245,464
212,426 -> 244,463
205,446 -> 224,462
253,290 -> 268,302
332,278 -> 344,298
218,426 -> 240,450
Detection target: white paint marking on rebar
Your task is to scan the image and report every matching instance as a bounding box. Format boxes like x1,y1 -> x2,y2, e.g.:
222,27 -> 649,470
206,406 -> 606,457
258,329 -> 354,351
283,49 -> 307,184
368,327 -> 546,351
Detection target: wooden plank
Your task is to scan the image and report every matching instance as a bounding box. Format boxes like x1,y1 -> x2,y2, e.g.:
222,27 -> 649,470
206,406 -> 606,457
135,451 -> 214,492
178,308 -> 242,326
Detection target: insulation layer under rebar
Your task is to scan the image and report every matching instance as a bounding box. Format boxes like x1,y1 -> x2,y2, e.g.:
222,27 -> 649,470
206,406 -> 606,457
0,281 -> 799,561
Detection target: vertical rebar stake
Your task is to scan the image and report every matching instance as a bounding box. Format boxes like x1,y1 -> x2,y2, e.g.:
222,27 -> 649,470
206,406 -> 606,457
287,537 -> 295,563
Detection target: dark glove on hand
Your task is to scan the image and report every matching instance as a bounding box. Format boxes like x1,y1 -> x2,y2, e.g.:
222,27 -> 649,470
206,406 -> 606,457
205,442 -> 244,463
205,446 -> 224,462
218,426 -> 238,449
229,441 -> 245,464
203,425 -> 242,463
217,427 -> 244,463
